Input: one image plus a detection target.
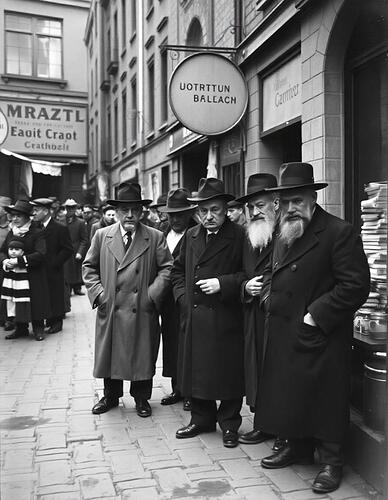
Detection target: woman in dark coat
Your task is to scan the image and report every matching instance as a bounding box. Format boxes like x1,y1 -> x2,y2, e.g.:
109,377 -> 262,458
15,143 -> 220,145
0,200 -> 50,341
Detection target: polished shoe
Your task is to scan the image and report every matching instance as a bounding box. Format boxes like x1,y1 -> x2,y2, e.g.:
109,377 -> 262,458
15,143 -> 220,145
223,430 -> 238,448
161,391 -> 183,405
238,429 -> 273,445
33,328 -> 45,341
135,399 -> 152,417
92,396 -> 119,414
46,322 -> 63,334
183,398 -> 192,411
176,423 -> 215,439
261,444 -> 314,469
273,437 -> 288,452
4,320 -> 15,331
312,464 -> 342,494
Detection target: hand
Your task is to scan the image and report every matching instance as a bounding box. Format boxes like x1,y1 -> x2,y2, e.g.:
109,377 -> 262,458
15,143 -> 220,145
75,253 -> 82,261
245,275 -> 263,297
303,312 -> 317,326
196,278 -> 220,295
5,258 -> 16,269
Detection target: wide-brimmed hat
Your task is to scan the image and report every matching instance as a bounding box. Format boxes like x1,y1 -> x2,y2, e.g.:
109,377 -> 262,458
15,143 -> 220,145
158,188 -> 197,213
5,200 -> 33,216
269,163 -> 328,192
107,182 -> 152,206
227,199 -> 244,209
63,198 -> 78,207
234,174 -> 278,203
31,198 -> 54,208
187,178 -> 234,203
149,193 -> 167,209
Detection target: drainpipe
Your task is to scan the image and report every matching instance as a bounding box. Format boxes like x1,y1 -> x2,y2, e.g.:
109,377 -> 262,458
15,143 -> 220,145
138,0 -> 145,188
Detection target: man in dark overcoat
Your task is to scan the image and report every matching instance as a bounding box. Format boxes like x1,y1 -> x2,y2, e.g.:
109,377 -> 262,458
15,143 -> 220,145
158,188 -> 197,410
172,178 -> 245,448
0,200 -> 50,341
31,198 -> 73,333
256,163 -> 370,494
83,182 -> 172,418
64,199 -> 88,296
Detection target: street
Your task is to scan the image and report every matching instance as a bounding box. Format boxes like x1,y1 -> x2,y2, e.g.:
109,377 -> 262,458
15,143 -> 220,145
0,294 -> 381,500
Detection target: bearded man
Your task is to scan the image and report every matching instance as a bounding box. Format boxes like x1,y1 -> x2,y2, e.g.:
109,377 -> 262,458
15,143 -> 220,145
256,163 -> 370,494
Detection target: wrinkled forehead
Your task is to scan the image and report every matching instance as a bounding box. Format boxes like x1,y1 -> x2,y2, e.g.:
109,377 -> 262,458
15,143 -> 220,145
198,198 -> 226,210
248,192 -> 275,206
280,188 -> 315,202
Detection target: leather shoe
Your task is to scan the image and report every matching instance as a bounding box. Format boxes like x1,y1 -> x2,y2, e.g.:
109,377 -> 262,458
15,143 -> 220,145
176,423 -> 215,439
92,396 -> 119,414
223,430 -> 238,448
261,444 -> 314,469
273,437 -> 288,452
312,464 -> 342,494
46,322 -> 63,334
183,398 -> 192,411
34,328 -> 45,341
5,329 -> 29,340
161,391 -> 183,405
4,320 -> 15,331
238,429 -> 273,445
135,399 -> 152,417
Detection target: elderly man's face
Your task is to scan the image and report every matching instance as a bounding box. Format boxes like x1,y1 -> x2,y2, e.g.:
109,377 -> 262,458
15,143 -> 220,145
10,212 -> 30,228
279,188 -> 316,245
246,193 -> 278,249
33,206 -> 49,223
115,204 -> 142,233
198,198 -> 227,232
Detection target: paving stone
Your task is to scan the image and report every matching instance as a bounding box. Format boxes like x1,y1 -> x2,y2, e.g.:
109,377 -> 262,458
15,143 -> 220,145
71,397 -> 95,412
109,450 -> 144,475
177,447 -> 213,467
0,480 -> 35,500
70,414 -> 96,433
153,467 -> 191,491
198,431 -> 224,449
239,442 -> 273,460
329,482 -> 370,500
220,458 -> 258,480
16,403 -> 42,417
231,476 -> 273,488
113,471 -> 152,483
38,431 -> 67,449
79,473 -> 116,499
207,447 -> 248,461
73,466 -> 112,477
121,487 -> 160,500
115,478 -> 158,491
67,432 -> 101,442
43,393 -> 69,410
36,484 -> 81,496
128,426 -> 162,438
137,436 -> 171,456
35,453 -> 72,463
39,494 -> 81,500
73,460 -> 109,470
3,448 -> 34,470
262,468 -> 310,492
41,409 -> 68,424
39,461 -> 71,486
141,453 -> 179,464
188,470 -> 230,481
145,459 -> 184,470
235,484 -> 279,499
73,440 -> 104,463
293,464 -> 321,480
1,472 -> 38,483
283,489 -> 328,500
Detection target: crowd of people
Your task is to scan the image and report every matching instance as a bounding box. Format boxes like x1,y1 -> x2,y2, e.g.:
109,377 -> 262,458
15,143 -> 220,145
0,161 -> 371,495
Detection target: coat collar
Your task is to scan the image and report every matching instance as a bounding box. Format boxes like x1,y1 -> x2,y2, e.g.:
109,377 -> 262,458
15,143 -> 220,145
190,218 -> 235,264
118,223 -> 150,271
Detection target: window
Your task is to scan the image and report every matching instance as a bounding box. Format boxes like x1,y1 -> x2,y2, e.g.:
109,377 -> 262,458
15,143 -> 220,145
160,46 -> 168,124
106,106 -> 112,160
94,59 -> 98,96
94,2 -> 98,37
147,58 -> 155,132
5,12 -> 63,79
131,77 -> 137,144
90,68 -> 94,102
161,166 -> 170,194
121,0 -> 126,47
122,90 -> 127,150
113,99 -> 118,156
131,0 -> 136,36
113,12 -> 118,58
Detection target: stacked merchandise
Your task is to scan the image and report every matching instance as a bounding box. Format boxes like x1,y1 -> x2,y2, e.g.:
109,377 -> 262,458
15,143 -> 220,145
354,182 -> 387,340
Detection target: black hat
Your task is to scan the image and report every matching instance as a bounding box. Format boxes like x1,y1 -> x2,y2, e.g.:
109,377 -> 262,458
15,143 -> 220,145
8,236 -> 25,250
187,178 -> 234,203
235,174 -> 278,203
149,193 -> 168,209
5,200 -> 33,216
270,163 -> 328,192
107,182 -> 152,206
158,188 -> 197,213
31,198 -> 54,208
227,199 -> 244,209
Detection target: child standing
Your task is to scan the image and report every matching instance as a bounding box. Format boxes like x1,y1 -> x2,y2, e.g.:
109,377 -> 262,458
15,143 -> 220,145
1,236 -> 31,337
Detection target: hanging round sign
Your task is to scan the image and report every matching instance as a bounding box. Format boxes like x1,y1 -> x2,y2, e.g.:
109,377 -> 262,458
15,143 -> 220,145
0,108 -> 9,145
169,52 -> 248,136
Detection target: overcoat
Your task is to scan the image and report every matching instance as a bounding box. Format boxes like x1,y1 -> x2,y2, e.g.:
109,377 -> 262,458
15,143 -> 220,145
256,205 -> 370,443
160,219 -> 197,379
64,217 -> 88,285
42,219 -> 73,318
0,224 -> 50,321
82,222 -> 173,381
171,219 -> 245,400
241,239 -> 272,407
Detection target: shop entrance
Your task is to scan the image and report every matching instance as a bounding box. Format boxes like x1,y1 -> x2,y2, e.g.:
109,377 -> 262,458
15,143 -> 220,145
181,141 -> 208,193
261,121 -> 302,164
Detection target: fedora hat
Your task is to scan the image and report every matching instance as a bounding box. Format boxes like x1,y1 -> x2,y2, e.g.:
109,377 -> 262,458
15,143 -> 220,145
107,182 -> 152,206
63,198 -> 78,207
158,188 -> 197,213
149,193 -> 167,209
5,200 -> 33,216
271,163 -> 328,191
188,178 -> 234,203
235,173 -> 278,203
31,198 -> 54,208
227,199 -> 244,208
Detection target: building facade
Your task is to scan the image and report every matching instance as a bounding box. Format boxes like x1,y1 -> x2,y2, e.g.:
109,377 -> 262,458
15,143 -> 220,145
0,0 -> 89,202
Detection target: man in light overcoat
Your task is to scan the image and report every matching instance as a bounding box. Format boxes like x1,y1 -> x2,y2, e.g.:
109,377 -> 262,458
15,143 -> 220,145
83,182 -> 173,417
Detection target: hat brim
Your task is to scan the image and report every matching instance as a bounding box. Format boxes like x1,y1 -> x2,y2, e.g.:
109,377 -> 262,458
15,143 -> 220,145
267,182 -> 328,192
158,204 -> 197,213
107,199 -> 152,206
234,188 -> 277,204
187,193 -> 235,203
5,205 -> 32,216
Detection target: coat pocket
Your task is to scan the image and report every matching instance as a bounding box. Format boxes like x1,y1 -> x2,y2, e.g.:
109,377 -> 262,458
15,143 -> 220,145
294,322 -> 328,353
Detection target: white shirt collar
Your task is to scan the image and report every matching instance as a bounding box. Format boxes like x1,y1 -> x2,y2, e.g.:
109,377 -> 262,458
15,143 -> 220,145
119,224 -> 135,238
43,217 -> 51,228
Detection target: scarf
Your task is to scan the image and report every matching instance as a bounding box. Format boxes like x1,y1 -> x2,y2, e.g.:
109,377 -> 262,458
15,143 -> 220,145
12,220 -> 32,236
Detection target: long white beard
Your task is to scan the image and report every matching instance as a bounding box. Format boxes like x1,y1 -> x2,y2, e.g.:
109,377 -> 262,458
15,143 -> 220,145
246,218 -> 275,250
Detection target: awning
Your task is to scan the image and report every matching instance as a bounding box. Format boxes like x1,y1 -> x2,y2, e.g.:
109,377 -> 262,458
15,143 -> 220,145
0,148 -> 65,176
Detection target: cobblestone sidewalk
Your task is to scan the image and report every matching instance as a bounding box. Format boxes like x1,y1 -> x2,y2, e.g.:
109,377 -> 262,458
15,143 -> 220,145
0,294 -> 382,500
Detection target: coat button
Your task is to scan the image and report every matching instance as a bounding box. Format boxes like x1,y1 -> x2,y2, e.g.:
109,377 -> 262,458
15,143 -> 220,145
290,264 -> 297,271
193,304 -> 197,308
273,261 -> 279,269
132,308 -> 136,313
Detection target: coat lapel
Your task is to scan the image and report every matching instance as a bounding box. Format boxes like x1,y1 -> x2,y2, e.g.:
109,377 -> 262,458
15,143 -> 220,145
106,223 -> 125,264
118,223 -> 150,271
190,224 -> 206,261
198,220 -> 235,265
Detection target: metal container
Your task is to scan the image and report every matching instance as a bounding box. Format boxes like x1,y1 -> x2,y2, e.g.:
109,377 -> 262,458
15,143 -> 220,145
363,352 -> 387,432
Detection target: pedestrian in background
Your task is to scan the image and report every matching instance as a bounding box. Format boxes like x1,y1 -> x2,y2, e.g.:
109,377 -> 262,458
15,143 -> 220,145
0,196 -> 12,329
172,178 -> 245,449
90,204 -> 116,240
83,182 -> 172,418
227,200 -> 247,226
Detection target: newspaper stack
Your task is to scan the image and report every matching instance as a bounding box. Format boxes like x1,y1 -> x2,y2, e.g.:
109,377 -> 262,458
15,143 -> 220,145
356,182 -> 387,333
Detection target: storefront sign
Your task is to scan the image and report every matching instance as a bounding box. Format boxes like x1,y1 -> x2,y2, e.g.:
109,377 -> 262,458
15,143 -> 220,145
0,100 -> 87,157
169,53 -> 248,136
262,55 -> 301,133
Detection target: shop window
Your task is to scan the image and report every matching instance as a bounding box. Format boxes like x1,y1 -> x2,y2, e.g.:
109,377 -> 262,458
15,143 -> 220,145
161,166 -> 170,194
223,163 -> 241,197
5,12 -> 63,79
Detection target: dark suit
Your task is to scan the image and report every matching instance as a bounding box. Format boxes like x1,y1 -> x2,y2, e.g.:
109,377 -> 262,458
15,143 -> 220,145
256,205 -> 370,460
171,219 -> 245,431
64,216 -> 88,291
42,218 -> 73,324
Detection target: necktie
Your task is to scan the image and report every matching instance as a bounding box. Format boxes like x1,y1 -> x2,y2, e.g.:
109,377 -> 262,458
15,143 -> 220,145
206,232 -> 216,245
124,232 -> 132,251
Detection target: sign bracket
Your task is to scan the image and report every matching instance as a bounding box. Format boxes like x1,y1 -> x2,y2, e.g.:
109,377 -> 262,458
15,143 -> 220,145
160,44 -> 237,62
